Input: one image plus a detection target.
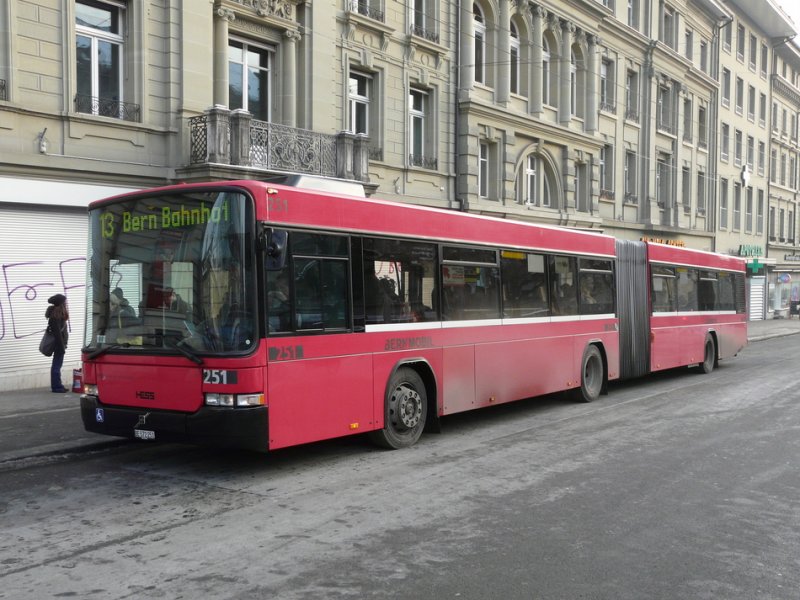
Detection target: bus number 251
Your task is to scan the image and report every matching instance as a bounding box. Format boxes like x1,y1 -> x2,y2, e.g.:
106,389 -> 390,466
203,369 -> 238,385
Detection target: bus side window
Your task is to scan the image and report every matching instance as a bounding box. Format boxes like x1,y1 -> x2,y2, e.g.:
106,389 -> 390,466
677,268 -> 698,311
549,255 -> 577,315
651,266 -> 677,312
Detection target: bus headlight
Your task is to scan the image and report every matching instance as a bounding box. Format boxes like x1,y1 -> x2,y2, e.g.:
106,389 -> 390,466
205,393 -> 264,407
236,393 -> 265,407
205,393 -> 234,407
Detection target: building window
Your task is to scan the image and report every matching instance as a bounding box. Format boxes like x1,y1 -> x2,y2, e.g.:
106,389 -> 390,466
769,206 -> 776,239
697,171 -> 706,213
723,21 -> 732,52
733,183 -> 741,230
758,141 -> 765,176
510,22 -> 520,95
474,4 -> 486,85
770,148 -> 777,182
661,4 -> 677,50
517,154 -> 552,208
772,102 -> 778,131
75,0 -> 134,120
600,58 -> 615,111
698,106 -> 707,148
789,208 -> 795,244
721,68 -> 730,107
749,34 -> 757,70
746,135 -> 754,169
575,162 -> 590,212
657,84 -> 672,133
781,153 -> 787,186
747,85 -> 755,121
720,177 -> 728,229
736,23 -> 745,61
734,129 -> 742,166
682,98 -> 692,142
681,167 -> 691,212
684,29 -> 693,61
734,77 -> 743,114
756,190 -> 764,234
479,143 -> 488,198
759,93 -> 766,126
542,36 -> 552,106
721,123 -> 729,161
699,40 -> 708,73
625,69 -> 639,121
656,156 -> 671,208
409,87 -> 436,169
624,150 -> 637,201
780,208 -> 785,241
745,187 -> 753,232
411,0 -> 437,42
761,43 -> 768,76
600,144 -> 613,196
628,0 -> 639,30
348,70 -> 371,134
229,39 -> 272,121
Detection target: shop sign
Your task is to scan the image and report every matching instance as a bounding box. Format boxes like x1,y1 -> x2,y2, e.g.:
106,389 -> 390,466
777,273 -> 792,283
738,244 -> 763,257
641,237 -> 685,247
785,254 -> 800,262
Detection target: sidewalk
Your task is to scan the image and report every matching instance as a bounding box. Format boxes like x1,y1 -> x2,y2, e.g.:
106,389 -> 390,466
1,318 -> 798,464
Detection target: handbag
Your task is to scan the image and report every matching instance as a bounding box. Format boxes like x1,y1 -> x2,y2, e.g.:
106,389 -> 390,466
39,329 -> 56,357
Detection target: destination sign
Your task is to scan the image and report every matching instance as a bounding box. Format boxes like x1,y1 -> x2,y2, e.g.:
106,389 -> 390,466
101,201 -> 231,238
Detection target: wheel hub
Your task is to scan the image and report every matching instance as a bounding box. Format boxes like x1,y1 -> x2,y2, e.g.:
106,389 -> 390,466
391,385 -> 422,429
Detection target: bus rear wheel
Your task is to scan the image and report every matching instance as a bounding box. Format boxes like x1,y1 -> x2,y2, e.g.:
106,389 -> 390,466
369,367 -> 428,449
575,345 -> 603,403
699,336 -> 716,374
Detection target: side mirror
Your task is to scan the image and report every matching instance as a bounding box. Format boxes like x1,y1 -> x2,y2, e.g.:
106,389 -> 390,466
264,229 -> 288,271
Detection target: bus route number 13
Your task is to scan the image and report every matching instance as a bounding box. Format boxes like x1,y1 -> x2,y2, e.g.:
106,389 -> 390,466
203,369 -> 238,385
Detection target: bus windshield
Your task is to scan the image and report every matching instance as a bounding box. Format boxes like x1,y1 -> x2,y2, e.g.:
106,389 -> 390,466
84,189 -> 256,355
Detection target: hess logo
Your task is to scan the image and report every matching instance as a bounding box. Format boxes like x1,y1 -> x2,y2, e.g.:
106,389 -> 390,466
135,390 -> 155,401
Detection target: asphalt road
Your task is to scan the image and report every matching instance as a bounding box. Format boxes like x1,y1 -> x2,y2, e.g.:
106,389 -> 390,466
0,336 -> 798,599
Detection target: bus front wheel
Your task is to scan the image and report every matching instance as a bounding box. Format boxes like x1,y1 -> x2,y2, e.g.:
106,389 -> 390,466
575,345 -> 603,403
699,336 -> 716,374
369,367 -> 428,449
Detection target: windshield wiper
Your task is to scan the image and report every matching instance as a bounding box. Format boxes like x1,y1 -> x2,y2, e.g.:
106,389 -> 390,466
170,338 -> 204,365
87,343 -> 130,360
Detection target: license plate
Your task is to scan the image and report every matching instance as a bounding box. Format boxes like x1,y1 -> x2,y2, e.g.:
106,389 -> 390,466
134,429 -> 156,441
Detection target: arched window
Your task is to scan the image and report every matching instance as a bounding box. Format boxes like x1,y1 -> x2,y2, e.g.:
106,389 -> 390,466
474,4 -> 486,84
517,152 -> 557,208
510,22 -> 520,95
571,44 -> 586,118
570,49 -> 577,116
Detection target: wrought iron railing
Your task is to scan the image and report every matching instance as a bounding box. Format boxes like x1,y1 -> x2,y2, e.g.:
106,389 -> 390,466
657,120 -> 676,136
250,121 -> 337,176
625,107 -> 639,123
410,24 -> 440,44
624,193 -> 638,204
74,94 -> 140,122
369,146 -> 384,161
599,101 -> 616,114
189,114 -> 210,164
0,79 -> 6,101
599,189 -> 615,200
409,154 -> 438,170
349,0 -> 385,22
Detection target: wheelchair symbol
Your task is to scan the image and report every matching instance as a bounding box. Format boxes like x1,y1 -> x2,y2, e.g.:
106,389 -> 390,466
95,408 -> 105,423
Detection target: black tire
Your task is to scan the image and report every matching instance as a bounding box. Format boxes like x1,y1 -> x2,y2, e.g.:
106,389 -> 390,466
699,335 -> 716,374
369,367 -> 428,449
575,345 -> 603,403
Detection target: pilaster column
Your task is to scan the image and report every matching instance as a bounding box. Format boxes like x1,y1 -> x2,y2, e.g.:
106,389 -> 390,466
213,8 -> 235,107
459,0 -> 474,95
559,20 -> 575,124
497,0 -> 510,105
530,6 -> 545,115
586,34 -> 598,133
282,30 -> 301,127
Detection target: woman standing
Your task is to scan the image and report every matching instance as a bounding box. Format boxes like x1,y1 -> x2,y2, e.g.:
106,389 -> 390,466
45,294 -> 69,393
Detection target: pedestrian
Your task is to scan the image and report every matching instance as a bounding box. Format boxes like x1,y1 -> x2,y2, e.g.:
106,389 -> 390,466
45,293 -> 69,393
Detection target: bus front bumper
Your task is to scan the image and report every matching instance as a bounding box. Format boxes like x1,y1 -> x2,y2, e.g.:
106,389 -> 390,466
80,395 -> 269,452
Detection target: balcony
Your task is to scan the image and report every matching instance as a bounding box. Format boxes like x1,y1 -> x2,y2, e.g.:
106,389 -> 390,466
349,0 -> 385,22
599,101 -> 616,114
409,154 -> 438,170
189,107 -> 371,183
74,94 -> 140,122
410,24 -> 440,44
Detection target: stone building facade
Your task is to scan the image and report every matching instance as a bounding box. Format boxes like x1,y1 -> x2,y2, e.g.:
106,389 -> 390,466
0,0 -> 799,388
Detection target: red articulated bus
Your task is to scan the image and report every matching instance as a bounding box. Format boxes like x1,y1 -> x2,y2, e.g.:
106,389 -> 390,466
80,177 -> 747,451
